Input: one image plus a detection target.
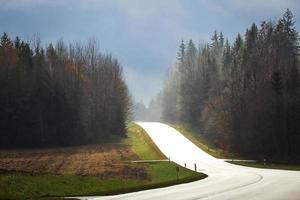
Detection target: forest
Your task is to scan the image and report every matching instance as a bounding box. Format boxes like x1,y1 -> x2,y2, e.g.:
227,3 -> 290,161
0,34 -> 131,148
161,9 -> 300,159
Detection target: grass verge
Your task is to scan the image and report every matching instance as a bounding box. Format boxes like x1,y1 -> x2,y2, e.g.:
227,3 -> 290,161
126,123 -> 206,184
0,123 -> 206,200
169,124 -> 239,159
228,161 -> 300,171
170,123 -> 300,171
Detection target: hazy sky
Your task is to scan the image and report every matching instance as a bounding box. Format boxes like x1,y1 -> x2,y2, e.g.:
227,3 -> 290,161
1,0 -> 299,105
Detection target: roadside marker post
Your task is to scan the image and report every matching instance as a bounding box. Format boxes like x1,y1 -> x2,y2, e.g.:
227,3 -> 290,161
194,163 -> 197,172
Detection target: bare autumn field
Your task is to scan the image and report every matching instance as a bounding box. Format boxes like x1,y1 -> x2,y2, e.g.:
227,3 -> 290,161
0,144 -> 148,180
0,124 -> 204,200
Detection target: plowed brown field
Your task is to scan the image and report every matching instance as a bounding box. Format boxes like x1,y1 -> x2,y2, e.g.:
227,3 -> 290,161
0,144 -> 148,180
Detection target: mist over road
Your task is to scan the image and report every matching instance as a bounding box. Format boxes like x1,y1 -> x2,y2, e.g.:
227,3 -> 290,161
82,122 -> 300,200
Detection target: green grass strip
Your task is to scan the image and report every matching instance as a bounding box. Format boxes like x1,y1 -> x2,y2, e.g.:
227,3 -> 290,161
0,123 -> 206,200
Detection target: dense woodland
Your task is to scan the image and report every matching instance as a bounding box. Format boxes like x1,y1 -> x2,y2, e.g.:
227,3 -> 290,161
161,9 -> 300,159
0,34 -> 131,148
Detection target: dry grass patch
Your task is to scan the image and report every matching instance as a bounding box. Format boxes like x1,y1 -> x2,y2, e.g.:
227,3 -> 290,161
0,123 -> 206,200
0,144 -> 148,180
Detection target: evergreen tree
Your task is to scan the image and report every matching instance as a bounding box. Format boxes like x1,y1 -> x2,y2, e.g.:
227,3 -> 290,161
219,32 -> 224,48
177,40 -> 185,65
161,9 -> 300,158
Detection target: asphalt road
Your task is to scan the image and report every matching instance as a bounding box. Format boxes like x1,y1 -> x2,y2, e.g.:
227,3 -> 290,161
81,122 -> 300,200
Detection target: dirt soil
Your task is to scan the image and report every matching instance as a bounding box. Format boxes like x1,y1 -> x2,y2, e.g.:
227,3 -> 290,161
0,144 -> 149,180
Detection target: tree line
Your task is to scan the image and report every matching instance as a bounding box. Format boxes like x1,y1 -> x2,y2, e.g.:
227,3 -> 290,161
161,9 -> 300,159
0,34 -> 131,148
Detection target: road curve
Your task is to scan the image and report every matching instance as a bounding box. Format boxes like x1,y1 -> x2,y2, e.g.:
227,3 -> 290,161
80,122 -> 300,200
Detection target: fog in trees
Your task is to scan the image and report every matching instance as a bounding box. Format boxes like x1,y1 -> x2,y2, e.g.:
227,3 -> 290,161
161,9 -> 300,160
132,92 -> 162,121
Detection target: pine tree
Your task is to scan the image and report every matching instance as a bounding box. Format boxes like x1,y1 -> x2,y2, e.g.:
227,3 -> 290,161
177,40 -> 185,65
186,40 -> 197,59
211,30 -> 219,49
0,32 -> 11,47
219,32 -> 224,48
233,33 -> 243,54
222,39 -> 231,75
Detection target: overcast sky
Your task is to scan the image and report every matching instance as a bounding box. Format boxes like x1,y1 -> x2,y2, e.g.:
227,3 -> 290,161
1,0 -> 299,105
